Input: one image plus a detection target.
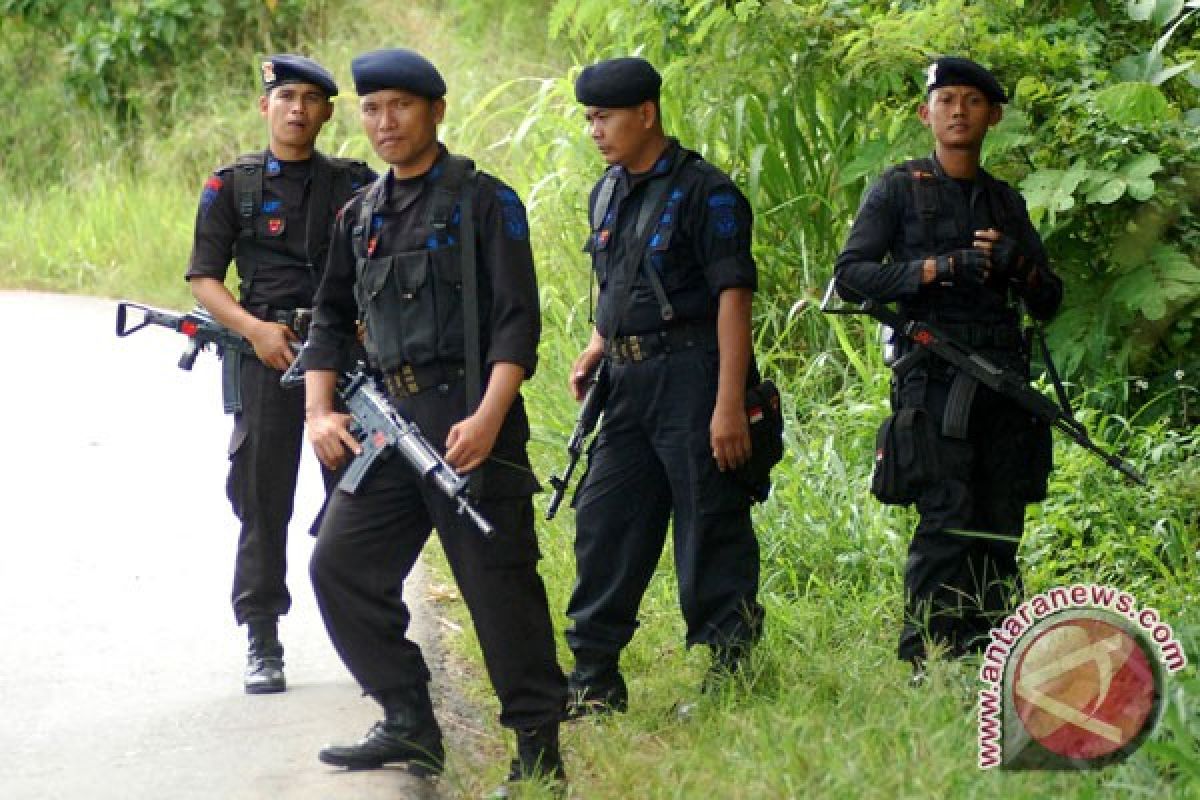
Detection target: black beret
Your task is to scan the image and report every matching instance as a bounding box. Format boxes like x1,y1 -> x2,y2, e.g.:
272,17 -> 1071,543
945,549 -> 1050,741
575,57 -> 662,108
351,48 -> 447,98
925,56 -> 1008,103
260,54 -> 338,97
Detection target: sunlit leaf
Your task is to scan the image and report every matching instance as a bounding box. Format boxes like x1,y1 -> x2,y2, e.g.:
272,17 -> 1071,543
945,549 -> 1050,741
1126,0 -> 1157,21
1150,61 -> 1195,86
1151,0 -> 1187,26
1086,177 -> 1127,204
1021,168 -> 1086,214
1094,81 -> 1174,125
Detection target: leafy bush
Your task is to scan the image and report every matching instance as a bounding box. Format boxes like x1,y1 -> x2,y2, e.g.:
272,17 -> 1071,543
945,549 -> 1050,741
1,1 -> 333,125
541,0 -> 1200,418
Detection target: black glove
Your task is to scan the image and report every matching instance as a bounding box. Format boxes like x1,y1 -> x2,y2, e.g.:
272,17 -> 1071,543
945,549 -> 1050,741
989,234 -> 1024,280
933,249 -> 989,287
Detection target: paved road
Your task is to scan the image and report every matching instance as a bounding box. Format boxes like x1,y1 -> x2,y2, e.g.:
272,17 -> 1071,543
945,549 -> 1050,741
0,292 -> 458,800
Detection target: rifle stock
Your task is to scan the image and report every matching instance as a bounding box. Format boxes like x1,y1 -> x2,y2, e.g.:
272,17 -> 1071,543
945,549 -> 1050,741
116,300 -> 255,413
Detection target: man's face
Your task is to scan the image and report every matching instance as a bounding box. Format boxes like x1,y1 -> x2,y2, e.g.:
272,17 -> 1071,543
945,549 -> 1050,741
359,89 -> 444,168
919,86 -> 1002,149
259,82 -> 333,150
584,102 -> 655,167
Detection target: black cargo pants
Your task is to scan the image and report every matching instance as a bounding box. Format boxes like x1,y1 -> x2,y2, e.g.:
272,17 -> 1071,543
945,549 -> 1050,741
227,354 -> 337,624
309,380 -> 566,729
894,358 -> 1052,662
566,343 -> 764,657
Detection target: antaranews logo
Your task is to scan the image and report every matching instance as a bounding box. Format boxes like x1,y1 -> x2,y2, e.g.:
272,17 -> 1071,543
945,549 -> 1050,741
978,583 -> 1187,770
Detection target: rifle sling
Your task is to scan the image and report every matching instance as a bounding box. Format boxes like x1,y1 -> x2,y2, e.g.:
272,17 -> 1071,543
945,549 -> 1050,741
603,153 -> 688,336
303,152 -> 334,285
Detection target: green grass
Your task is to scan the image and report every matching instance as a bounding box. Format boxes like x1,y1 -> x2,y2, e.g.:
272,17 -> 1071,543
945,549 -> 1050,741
2,1 -> 1197,798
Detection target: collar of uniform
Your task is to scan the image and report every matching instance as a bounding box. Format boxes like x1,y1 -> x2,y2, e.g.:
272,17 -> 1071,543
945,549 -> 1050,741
929,152 -> 994,186
264,148 -> 314,171
382,142 -> 450,204
625,137 -> 682,190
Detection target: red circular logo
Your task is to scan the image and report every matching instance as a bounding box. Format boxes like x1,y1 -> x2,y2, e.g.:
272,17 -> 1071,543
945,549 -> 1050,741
1012,615 -> 1158,761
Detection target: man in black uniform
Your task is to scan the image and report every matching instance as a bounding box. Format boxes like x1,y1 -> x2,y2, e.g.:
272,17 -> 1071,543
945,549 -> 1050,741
186,54 -> 374,694
564,57 -> 764,716
303,49 -> 566,788
834,57 -> 1063,672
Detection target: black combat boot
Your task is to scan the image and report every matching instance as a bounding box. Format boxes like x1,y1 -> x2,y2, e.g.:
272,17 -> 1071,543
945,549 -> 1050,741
244,617 -> 285,694
490,722 -> 567,798
564,649 -> 627,719
700,640 -> 751,695
318,684 -> 445,775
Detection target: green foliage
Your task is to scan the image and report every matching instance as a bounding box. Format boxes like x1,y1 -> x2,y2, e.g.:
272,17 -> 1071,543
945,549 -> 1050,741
539,0 -> 1200,413
2,0 -> 329,126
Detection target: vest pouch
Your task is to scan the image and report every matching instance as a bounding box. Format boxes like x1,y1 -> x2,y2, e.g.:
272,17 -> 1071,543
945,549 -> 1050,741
650,231 -> 689,292
1012,416 -> 1053,503
357,250 -> 435,371
431,248 -> 466,361
586,234 -> 609,289
933,214 -> 960,246
870,407 -> 937,506
733,379 -> 785,503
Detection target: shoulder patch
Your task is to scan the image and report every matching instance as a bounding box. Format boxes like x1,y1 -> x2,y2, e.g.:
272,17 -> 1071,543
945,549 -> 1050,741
496,187 -> 528,241
708,191 -> 738,239
199,175 -> 224,217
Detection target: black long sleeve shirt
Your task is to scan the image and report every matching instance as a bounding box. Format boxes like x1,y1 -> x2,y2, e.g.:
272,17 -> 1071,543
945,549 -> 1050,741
835,155 -> 1062,325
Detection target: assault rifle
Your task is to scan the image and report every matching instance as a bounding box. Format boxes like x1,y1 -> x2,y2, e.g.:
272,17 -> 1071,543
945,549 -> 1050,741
280,357 -> 495,538
545,358 -> 610,520
115,301 -> 255,414
820,279 -> 1146,485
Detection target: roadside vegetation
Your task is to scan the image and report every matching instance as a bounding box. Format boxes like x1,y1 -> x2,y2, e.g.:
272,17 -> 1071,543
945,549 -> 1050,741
2,1 -> 1195,797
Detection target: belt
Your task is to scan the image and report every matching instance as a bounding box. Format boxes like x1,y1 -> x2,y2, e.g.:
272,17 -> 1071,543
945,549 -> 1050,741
605,321 -> 715,365
382,361 -> 466,399
268,308 -> 313,340
248,305 -> 313,340
936,322 -> 1022,349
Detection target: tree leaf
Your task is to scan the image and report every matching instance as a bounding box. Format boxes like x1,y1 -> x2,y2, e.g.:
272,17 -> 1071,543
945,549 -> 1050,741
1126,0 -> 1157,21
1094,82 -> 1173,125
1115,153 -> 1164,200
1110,244 -> 1200,321
1151,0 -> 1186,26
1152,243 -> 1200,285
1020,168 -> 1085,214
1150,61 -> 1195,86
1111,267 -> 1168,319
1115,51 -> 1161,83
1086,177 -> 1127,204
1121,153 -> 1163,180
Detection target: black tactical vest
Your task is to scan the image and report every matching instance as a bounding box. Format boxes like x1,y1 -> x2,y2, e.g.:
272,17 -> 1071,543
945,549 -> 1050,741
585,146 -> 725,334
887,157 -> 1025,327
231,151 -> 370,305
350,155 -> 478,372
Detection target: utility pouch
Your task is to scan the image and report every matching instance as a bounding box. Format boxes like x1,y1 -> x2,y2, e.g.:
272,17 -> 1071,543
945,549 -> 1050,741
734,379 -> 785,503
870,407 -> 937,506
1014,416 -> 1053,503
